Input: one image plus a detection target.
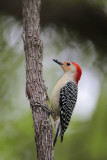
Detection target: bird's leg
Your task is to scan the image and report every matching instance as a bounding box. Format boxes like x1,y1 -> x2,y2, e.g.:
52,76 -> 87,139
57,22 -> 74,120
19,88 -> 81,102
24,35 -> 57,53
33,102 -> 53,116
40,104 -> 51,115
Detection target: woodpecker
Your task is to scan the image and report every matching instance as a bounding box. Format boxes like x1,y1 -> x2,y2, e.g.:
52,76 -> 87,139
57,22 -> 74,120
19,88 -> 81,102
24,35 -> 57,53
50,59 -> 82,146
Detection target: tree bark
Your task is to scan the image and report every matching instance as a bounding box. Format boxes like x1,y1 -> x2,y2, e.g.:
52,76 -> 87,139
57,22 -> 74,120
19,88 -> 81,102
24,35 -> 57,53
22,0 -> 54,159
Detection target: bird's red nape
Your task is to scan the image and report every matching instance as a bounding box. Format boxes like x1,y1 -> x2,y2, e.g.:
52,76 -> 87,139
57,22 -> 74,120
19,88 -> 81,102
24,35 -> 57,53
71,62 -> 82,84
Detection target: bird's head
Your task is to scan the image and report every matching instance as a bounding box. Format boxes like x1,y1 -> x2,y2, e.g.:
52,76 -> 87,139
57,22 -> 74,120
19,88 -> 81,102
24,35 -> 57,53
53,59 -> 82,84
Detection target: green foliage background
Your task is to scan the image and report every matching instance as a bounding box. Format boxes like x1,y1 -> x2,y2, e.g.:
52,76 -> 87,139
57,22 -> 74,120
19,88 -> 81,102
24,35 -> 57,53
0,1 -> 107,160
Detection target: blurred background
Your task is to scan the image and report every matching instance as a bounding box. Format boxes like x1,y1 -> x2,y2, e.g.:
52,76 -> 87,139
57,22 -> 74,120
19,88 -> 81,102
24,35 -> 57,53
0,0 -> 107,160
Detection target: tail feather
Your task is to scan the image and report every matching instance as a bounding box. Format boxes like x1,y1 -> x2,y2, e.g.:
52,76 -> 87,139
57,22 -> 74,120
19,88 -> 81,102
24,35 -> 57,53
53,122 -> 61,147
53,125 -> 64,146
61,134 -> 64,143
53,126 -> 59,147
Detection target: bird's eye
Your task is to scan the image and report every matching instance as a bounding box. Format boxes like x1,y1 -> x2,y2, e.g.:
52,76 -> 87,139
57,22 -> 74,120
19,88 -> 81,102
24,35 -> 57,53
66,62 -> 71,66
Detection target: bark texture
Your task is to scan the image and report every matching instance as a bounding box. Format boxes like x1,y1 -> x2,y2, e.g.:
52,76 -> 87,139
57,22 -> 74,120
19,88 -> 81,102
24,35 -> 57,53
22,0 -> 54,159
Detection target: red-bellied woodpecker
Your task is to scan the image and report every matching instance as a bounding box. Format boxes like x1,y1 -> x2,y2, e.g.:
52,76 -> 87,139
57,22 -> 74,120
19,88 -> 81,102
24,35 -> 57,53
50,59 -> 82,146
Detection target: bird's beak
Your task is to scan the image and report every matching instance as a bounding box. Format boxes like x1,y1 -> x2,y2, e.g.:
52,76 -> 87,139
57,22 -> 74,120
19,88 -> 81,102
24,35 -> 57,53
53,59 -> 63,65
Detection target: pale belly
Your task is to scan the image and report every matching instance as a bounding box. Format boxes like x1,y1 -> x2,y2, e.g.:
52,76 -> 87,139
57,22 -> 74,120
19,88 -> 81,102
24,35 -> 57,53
50,78 -> 70,120
50,85 -> 60,112
50,73 -> 74,120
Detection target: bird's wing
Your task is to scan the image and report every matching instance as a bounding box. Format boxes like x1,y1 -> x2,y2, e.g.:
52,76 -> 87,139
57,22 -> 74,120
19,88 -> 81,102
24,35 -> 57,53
59,81 -> 78,141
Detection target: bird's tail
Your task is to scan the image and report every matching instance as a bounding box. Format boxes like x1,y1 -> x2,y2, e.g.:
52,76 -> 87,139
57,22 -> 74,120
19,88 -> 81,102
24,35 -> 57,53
53,118 -> 62,147
61,134 -> 64,143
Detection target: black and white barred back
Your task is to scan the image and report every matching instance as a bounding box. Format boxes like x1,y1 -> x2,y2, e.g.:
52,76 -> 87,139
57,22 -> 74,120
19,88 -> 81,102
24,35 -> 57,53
53,81 -> 78,146
60,81 -> 78,142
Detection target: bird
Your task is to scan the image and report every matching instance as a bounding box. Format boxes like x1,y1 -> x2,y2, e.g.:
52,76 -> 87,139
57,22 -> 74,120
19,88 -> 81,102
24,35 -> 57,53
50,59 -> 82,146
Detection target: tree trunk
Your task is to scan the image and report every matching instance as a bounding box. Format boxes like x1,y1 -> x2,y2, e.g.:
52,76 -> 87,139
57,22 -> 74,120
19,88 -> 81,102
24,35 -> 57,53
22,0 -> 54,159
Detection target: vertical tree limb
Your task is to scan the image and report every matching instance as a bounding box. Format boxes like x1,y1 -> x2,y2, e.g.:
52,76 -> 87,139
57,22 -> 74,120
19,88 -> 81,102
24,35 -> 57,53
22,0 -> 54,159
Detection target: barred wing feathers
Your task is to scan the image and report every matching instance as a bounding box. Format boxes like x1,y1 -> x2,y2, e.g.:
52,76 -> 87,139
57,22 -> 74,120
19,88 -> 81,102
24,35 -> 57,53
60,81 -> 78,142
